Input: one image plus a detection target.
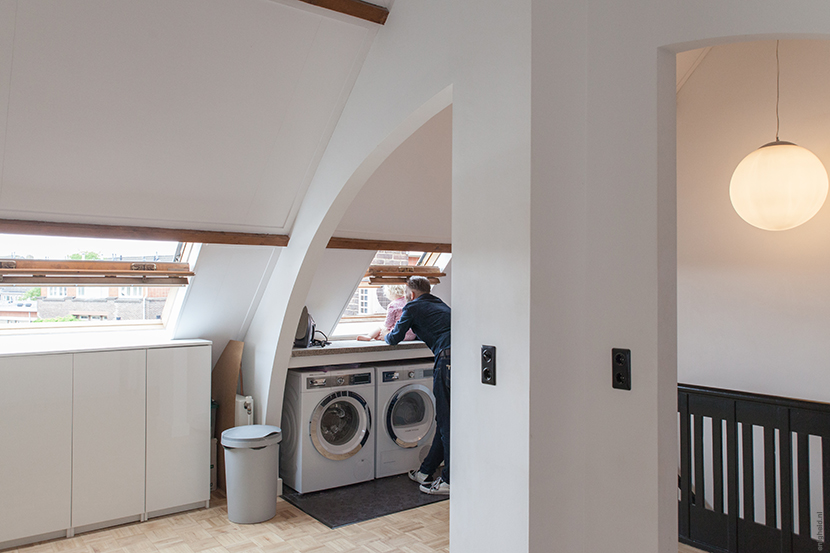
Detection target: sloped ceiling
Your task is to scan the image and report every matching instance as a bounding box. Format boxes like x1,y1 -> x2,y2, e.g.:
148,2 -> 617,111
0,0 -> 375,233
676,47 -> 710,92
335,105 -> 452,242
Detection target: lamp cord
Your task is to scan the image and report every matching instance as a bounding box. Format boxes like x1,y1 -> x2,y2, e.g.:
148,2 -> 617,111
776,40 -> 780,141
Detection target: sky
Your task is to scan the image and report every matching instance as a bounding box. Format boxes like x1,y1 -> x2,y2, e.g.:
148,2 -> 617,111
0,234 -> 179,260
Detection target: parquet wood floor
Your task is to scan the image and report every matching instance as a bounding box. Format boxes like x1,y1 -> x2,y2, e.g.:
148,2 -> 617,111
5,494 -> 705,553
8,495 -> 449,553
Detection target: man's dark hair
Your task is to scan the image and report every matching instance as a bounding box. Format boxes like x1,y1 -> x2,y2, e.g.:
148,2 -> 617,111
406,275 -> 431,294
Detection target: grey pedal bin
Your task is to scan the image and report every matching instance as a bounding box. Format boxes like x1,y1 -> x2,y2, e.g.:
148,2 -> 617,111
221,424 -> 282,523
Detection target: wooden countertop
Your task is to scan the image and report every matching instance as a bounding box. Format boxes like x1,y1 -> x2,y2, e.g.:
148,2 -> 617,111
289,339 -> 433,368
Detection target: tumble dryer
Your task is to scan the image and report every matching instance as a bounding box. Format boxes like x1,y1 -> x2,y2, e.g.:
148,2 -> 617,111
375,362 -> 436,479
280,367 -> 375,494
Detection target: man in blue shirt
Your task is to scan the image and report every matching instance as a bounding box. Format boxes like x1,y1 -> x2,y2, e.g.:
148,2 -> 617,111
385,275 -> 451,495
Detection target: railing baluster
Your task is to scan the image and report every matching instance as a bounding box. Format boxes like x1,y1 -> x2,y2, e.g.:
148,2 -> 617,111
714,417 -> 724,513
743,422 -> 755,522
764,426 -> 776,527
779,424 -> 792,552
797,431 -> 810,538
727,408 -> 738,552
679,392 -> 691,538
822,437 -> 830,550
695,414 -> 705,509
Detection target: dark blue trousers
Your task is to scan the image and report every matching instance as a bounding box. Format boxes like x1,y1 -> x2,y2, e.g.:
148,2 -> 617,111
419,351 -> 450,483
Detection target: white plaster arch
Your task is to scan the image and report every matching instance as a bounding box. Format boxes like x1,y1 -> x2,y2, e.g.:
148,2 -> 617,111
242,86 -> 452,428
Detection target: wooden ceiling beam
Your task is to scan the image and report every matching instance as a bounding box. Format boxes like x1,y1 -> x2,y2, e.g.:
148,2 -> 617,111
0,219 -> 290,247
298,0 -> 389,25
327,237 -> 451,253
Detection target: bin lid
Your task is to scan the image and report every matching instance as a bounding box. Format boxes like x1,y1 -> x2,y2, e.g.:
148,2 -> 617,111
221,424 -> 282,448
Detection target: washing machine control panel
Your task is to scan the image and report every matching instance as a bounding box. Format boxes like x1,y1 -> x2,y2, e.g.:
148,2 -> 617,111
382,368 -> 433,382
306,372 -> 372,389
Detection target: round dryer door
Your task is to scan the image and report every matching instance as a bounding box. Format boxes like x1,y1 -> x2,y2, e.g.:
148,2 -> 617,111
310,390 -> 372,460
387,384 -> 435,448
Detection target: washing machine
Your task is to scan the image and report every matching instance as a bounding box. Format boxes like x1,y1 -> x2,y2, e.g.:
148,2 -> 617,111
375,362 -> 436,479
280,366 -> 375,494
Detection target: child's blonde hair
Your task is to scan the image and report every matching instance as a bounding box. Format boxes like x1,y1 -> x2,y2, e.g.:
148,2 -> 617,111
384,284 -> 407,301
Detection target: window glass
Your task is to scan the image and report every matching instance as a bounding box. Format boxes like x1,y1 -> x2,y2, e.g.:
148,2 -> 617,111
77,287 -> 110,298
392,392 -> 427,426
119,287 -> 144,297
320,401 -> 359,446
0,234 -> 186,328
332,250 -> 450,338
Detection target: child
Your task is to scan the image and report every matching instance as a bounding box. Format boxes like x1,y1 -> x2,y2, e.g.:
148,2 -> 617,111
356,284 -> 417,341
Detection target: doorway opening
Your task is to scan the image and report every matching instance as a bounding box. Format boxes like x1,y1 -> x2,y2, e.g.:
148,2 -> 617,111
674,39 -> 830,553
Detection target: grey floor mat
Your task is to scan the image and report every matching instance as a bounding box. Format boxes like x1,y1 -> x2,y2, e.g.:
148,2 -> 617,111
281,473 -> 448,529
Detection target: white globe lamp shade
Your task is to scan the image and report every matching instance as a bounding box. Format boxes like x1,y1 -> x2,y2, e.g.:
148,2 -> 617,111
730,141 -> 828,231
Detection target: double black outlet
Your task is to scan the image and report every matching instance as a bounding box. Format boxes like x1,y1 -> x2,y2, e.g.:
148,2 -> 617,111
612,348 -> 631,390
481,345 -> 496,385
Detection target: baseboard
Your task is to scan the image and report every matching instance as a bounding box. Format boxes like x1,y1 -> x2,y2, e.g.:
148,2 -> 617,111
0,502 -> 210,552
73,514 -> 142,536
679,535 -> 730,553
0,529 -> 66,552
147,500 -> 208,520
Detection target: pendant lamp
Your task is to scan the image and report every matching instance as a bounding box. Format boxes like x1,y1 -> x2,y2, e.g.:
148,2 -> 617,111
729,41 -> 828,231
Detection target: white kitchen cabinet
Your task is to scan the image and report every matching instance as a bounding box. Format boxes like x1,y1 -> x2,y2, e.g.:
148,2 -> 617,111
0,354 -> 72,543
72,350 -> 146,528
146,345 -> 211,514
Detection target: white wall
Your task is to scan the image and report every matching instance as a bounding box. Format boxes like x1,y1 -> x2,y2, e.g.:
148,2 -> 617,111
678,40 -> 830,404
529,2 -> 589,550
450,1 -> 531,550
303,248 -> 375,337
173,244 -> 278,364
430,258 -> 451,306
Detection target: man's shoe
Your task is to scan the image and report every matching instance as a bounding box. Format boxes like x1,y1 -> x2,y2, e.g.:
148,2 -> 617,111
420,477 -> 449,495
408,470 -> 433,485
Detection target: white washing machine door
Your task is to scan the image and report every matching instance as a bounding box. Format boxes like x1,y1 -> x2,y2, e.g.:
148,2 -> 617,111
386,384 -> 435,448
310,390 -> 372,460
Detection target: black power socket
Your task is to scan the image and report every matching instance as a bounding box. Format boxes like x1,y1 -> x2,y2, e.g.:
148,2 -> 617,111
481,345 -> 496,385
612,348 -> 631,390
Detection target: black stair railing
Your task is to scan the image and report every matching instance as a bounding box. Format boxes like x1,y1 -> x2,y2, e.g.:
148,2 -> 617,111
679,384 -> 830,553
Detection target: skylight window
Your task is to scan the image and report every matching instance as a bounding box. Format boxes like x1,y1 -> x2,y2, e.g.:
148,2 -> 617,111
332,250 -> 450,338
0,234 -> 190,329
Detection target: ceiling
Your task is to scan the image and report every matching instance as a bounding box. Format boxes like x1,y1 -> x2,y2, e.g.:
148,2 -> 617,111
0,0 -> 376,233
676,47 -> 710,92
335,105 -> 452,243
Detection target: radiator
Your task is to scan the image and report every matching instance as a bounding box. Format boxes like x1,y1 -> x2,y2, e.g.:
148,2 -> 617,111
234,394 -> 253,426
